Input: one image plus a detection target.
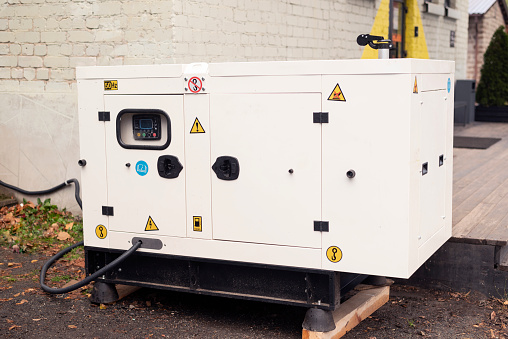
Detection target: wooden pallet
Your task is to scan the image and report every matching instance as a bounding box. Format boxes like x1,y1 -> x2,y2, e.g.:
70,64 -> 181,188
302,285 -> 389,339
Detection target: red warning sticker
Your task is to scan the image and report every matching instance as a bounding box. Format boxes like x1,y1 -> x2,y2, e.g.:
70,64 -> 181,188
188,77 -> 203,93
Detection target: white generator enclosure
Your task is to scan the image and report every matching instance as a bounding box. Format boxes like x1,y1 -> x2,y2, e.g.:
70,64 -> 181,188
77,59 -> 454,284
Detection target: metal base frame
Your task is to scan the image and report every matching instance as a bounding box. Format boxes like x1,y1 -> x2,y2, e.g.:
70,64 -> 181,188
85,247 -> 367,310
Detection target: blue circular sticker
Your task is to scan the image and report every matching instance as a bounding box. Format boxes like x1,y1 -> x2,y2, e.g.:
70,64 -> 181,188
447,78 -> 451,93
135,160 -> 148,176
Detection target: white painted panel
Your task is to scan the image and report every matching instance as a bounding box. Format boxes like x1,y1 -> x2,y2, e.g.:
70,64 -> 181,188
418,91 -> 447,245
109,232 -> 322,270
184,94 -> 212,239
77,79 -> 110,248
321,74 -> 412,277
104,95 -> 186,237
210,93 -> 322,248
211,75 -> 321,94
76,64 -> 183,79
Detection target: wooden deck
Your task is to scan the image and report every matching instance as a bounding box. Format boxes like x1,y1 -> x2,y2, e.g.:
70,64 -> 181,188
452,122 -> 508,246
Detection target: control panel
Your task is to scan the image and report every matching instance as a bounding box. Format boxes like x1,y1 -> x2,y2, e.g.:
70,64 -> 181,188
133,114 -> 161,140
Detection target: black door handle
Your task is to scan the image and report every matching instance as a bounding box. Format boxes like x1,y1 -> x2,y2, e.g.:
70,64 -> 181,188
157,155 -> 183,179
212,156 -> 240,180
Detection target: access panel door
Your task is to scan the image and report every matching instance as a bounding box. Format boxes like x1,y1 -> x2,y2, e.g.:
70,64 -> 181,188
104,95 -> 186,237
210,93 -> 322,248
419,90 -> 447,245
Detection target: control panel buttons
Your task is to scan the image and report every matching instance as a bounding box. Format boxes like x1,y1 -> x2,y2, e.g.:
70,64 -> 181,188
133,114 -> 162,141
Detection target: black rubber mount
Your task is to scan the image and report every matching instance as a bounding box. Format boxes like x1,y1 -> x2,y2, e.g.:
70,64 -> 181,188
90,281 -> 119,304
363,275 -> 388,286
302,308 -> 336,332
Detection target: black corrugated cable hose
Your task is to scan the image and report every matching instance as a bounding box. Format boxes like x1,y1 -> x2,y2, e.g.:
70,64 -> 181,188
0,178 -> 142,294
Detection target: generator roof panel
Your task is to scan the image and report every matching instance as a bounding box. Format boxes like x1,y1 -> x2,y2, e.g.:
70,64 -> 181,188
76,64 -> 184,79
76,59 -> 454,80
209,59 -> 454,77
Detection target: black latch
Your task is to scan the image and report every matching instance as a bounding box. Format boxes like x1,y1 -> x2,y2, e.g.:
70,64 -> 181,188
98,111 -> 110,121
313,112 -> 329,123
212,156 -> 240,180
157,155 -> 183,179
102,206 -> 114,216
314,221 -> 329,232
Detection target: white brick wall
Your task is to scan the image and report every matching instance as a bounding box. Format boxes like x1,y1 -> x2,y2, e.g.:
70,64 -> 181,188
421,0 -> 469,79
0,0 -> 469,212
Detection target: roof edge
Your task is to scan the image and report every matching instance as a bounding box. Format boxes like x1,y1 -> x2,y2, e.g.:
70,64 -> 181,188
498,0 -> 508,25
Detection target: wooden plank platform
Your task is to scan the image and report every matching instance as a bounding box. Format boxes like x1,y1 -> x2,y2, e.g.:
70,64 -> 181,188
452,122 -> 508,246
302,285 -> 390,339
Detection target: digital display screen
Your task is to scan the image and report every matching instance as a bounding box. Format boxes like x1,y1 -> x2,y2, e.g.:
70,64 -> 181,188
139,119 -> 153,129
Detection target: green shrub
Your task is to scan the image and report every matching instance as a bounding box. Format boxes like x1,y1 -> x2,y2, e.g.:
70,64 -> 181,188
476,26 -> 508,107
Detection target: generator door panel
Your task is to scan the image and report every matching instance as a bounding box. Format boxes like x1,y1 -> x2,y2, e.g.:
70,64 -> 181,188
104,95 -> 186,237
210,93 -> 322,249
419,90 -> 447,245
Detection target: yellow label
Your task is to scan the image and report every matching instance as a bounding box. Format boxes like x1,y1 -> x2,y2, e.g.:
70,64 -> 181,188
145,216 -> 159,231
104,80 -> 118,91
326,246 -> 342,263
95,225 -> 107,239
327,83 -> 346,101
193,216 -> 202,232
190,117 -> 205,133
413,76 -> 418,93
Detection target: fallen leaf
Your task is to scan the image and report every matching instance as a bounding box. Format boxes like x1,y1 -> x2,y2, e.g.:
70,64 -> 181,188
8,325 -> 20,330
3,213 -> 14,222
16,299 -> 28,305
490,329 -> 496,338
146,300 -> 152,307
71,258 -> 85,268
31,260 -> 38,263
32,319 -> 41,321
491,311 -> 496,320
65,222 -> 74,230
0,298 -> 13,302
99,304 -> 106,310
6,319 -> 13,323
7,262 -> 19,267
13,293 -> 20,297
57,231 -> 71,241
68,325 -> 77,329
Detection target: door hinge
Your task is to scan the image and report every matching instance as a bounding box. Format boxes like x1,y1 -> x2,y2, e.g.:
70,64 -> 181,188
102,206 -> 114,216
314,221 -> 329,232
313,112 -> 329,123
98,111 -> 110,121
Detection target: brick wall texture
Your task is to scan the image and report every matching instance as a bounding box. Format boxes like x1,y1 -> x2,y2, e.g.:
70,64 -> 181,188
467,2 -> 506,84
0,0 -> 470,212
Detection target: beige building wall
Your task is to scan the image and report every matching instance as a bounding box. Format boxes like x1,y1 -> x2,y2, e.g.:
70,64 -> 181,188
467,3 -> 506,84
0,0 -> 468,213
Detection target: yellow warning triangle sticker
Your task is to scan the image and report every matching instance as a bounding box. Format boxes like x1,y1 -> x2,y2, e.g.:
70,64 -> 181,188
327,83 -> 346,101
413,76 -> 418,94
145,216 -> 159,231
190,117 -> 205,133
